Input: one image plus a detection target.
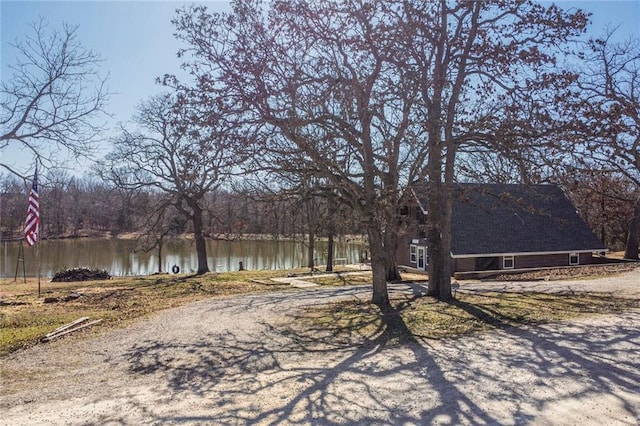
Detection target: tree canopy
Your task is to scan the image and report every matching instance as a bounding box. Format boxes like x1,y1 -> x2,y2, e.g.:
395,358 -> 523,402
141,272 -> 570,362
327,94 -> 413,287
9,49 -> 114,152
168,0 -> 589,306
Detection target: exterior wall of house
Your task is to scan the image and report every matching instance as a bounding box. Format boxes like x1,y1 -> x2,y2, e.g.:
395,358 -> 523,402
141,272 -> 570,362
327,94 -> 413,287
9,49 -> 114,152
513,254 -> 568,269
396,237 -> 412,267
396,235 -> 428,270
449,252 -> 594,272
397,206 -> 597,273
454,258 -> 476,272
512,252 -> 592,269
396,205 -> 429,270
402,247 -> 595,272
579,252 -> 593,265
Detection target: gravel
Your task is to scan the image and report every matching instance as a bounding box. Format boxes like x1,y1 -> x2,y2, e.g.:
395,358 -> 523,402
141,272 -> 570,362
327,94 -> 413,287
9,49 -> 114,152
1,268 -> 639,425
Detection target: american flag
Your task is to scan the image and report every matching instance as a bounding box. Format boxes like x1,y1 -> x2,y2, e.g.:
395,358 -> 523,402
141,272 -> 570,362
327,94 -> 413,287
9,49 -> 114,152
24,168 -> 39,246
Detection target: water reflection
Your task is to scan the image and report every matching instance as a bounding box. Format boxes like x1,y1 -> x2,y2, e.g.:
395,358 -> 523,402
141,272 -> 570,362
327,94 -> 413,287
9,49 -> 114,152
0,238 -> 364,278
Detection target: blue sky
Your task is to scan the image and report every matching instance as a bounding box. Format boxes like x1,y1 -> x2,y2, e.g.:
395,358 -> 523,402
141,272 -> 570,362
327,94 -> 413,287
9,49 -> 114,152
2,0 -> 232,125
1,0 -> 639,176
1,0 -> 231,174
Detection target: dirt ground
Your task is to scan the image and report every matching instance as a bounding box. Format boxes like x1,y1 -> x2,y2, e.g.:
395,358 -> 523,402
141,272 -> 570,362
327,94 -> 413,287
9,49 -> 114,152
1,268 -> 640,425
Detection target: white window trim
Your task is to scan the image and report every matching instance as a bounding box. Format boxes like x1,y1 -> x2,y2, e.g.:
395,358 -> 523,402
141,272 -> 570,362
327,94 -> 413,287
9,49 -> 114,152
503,255 -> 515,269
410,245 -> 417,263
569,252 -> 579,266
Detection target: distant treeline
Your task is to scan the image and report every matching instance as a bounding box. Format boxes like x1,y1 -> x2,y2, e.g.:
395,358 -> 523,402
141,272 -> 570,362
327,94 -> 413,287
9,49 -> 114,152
0,172 -> 363,243
1,171 -> 637,252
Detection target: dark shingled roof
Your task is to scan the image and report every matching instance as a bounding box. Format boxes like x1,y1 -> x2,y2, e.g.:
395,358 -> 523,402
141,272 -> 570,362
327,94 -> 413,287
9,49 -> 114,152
416,183 -> 606,256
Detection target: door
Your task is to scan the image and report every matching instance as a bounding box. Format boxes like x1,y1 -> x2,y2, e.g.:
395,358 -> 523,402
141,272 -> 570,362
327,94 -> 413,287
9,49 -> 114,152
417,247 -> 426,271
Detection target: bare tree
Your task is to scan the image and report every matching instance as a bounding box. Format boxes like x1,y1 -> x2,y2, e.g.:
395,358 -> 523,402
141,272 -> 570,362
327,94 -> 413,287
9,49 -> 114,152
561,168 -> 637,251
573,32 -> 640,259
100,93 -> 247,274
402,1 -> 589,299
171,0 -> 589,305
41,169 -> 72,236
1,19 -> 109,176
134,198 -> 185,274
0,174 -> 26,239
172,0 -> 425,309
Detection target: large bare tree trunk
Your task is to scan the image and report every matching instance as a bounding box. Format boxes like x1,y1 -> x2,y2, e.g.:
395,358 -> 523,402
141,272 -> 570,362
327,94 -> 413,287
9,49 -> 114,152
386,258 -> 401,282
438,130 -> 457,300
423,6 -> 452,301
385,231 -> 401,282
425,173 -> 452,299
425,135 -> 451,299
368,228 -> 390,310
307,231 -> 315,270
190,203 -> 210,275
326,229 -> 334,272
325,194 -> 335,272
427,230 -> 448,297
157,240 -> 163,274
624,196 -> 640,260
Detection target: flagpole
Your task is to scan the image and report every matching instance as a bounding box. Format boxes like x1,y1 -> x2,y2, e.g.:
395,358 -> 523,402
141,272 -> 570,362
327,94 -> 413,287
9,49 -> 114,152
24,164 -> 40,297
36,239 -> 41,297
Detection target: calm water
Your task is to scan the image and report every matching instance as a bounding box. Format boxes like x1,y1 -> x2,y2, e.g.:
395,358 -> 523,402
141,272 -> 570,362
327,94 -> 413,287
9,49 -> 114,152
0,238 -> 365,278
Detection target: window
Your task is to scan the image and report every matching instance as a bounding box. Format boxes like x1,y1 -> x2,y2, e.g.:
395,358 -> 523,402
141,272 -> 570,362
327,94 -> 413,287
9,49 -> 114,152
503,255 -> 514,269
410,245 -> 417,263
569,252 -> 579,265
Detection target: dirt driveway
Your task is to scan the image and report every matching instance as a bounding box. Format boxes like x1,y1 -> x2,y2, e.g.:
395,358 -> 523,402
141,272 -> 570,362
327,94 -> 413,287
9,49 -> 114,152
2,270 -> 640,425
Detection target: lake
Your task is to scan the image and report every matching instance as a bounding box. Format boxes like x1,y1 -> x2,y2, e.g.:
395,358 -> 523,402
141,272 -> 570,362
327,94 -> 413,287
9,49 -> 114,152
1,238 -> 365,278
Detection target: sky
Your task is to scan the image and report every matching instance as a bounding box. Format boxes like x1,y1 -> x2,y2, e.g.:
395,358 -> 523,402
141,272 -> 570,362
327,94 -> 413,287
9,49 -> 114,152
1,0 -> 639,176
1,0 -> 231,175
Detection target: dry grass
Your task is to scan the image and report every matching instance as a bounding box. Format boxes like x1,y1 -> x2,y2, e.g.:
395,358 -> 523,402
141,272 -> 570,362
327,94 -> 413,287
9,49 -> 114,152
0,270 -> 297,356
302,291 -> 640,342
3,266 -> 639,356
308,272 -> 374,286
607,251 -> 626,260
305,270 -> 426,287
491,262 -> 638,281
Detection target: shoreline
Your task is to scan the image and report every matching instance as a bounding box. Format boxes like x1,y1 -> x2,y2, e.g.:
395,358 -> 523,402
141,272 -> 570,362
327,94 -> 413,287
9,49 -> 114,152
0,232 -> 368,243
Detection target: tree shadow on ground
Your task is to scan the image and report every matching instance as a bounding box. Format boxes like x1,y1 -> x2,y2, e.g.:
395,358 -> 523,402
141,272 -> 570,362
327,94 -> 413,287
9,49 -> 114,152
114,283 -> 504,424
449,292 -> 640,421
110,284 -> 639,424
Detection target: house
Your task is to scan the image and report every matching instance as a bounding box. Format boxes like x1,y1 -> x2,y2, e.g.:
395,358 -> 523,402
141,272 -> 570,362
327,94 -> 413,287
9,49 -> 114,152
397,183 -> 607,274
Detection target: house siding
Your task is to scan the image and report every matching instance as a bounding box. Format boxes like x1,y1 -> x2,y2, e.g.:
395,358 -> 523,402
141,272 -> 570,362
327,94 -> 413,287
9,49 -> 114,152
397,234 -> 428,269
579,252 -> 592,265
396,238 -> 412,266
448,252 -> 595,273
513,252 -> 593,269
514,254 -> 568,269
454,258 -> 476,272
403,249 -> 595,272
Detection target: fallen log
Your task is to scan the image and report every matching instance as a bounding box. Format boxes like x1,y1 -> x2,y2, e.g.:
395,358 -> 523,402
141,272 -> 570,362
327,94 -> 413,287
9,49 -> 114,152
41,318 -> 102,343
43,317 -> 90,339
